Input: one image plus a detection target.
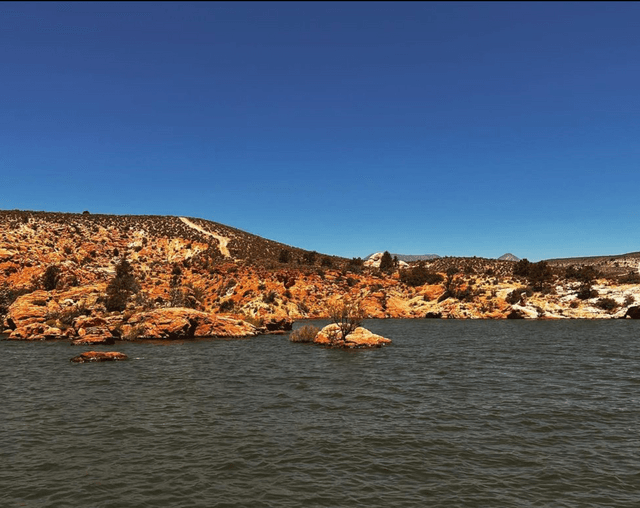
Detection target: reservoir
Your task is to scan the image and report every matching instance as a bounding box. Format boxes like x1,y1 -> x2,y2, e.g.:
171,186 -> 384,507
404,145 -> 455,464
2,320 -> 640,507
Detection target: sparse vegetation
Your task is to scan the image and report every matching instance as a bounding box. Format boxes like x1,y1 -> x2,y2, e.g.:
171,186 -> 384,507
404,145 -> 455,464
327,297 -> 365,344
104,257 -> 140,312
399,266 -> 444,287
289,325 -> 319,343
595,297 -> 618,311
379,251 -> 394,273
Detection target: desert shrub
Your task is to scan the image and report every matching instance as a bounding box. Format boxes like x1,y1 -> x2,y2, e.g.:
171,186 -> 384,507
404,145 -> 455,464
263,290 -> 278,304
577,284 -> 598,300
302,251 -> 317,265
513,259 -> 531,277
596,297 -> 618,311
565,265 -> 600,281
624,295 -> 635,306
348,257 -> 363,267
278,249 -> 291,263
42,265 -> 60,291
321,257 -> 333,268
289,325 -> 319,343
399,266 -> 444,287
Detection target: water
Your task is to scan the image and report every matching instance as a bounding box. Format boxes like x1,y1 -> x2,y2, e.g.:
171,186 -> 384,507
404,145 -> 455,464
2,320 -> 640,507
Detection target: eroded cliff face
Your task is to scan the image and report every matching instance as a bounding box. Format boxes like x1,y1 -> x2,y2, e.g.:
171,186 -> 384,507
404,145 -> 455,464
1,211 -> 640,341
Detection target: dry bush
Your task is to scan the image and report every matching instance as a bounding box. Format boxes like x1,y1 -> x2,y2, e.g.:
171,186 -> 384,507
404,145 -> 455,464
327,297 -> 365,343
289,325 -> 319,343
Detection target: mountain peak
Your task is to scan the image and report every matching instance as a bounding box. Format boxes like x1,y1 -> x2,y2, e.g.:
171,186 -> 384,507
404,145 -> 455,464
498,253 -> 520,261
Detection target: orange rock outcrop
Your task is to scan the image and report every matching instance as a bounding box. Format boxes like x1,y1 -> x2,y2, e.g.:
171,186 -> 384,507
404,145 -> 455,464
2,211 -> 640,343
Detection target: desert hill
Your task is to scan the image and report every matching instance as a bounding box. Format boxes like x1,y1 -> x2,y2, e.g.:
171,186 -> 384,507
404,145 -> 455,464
2,209 -> 640,343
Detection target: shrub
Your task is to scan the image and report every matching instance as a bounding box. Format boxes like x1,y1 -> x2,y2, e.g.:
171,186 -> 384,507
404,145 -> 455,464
289,325 -> 319,343
577,283 -> 598,300
302,251 -> 317,265
278,249 -> 291,264
565,265 -> 600,281
263,290 -> 278,304
596,297 -> 618,311
399,266 -> 444,287
513,259 -> 531,277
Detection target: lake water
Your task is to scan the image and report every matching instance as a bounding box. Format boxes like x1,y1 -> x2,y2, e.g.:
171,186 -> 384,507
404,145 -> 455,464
2,320 -> 640,507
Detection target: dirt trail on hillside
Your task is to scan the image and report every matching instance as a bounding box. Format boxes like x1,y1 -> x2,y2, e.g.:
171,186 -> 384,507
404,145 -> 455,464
179,217 -> 231,258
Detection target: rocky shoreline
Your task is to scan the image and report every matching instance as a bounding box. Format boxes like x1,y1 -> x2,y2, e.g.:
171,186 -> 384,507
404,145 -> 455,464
2,211 -> 640,344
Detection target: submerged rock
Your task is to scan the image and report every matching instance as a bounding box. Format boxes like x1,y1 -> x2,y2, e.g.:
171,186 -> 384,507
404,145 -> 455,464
70,351 -> 128,363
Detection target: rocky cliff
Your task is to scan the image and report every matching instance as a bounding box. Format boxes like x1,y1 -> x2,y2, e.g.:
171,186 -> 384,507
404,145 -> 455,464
2,210 -> 640,341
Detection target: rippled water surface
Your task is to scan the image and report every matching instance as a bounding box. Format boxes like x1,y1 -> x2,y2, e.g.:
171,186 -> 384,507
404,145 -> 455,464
2,320 -> 640,507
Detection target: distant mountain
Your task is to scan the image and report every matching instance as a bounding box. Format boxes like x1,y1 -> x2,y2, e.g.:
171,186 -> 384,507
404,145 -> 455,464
498,253 -> 520,261
366,253 -> 440,262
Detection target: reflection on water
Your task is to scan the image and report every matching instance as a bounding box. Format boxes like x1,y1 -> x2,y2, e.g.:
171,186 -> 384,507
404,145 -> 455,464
2,320 -> 640,507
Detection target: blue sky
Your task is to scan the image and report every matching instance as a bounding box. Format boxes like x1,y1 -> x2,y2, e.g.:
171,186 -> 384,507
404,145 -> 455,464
2,2 -> 639,261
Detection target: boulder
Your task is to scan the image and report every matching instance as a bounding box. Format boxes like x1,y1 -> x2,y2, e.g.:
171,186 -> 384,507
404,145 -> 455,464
70,351 -> 128,363
263,317 -> 293,332
72,326 -> 115,345
123,307 -> 258,339
4,290 -> 54,329
7,322 -> 64,340
624,306 -> 640,319
506,308 -> 526,319
314,323 -> 391,348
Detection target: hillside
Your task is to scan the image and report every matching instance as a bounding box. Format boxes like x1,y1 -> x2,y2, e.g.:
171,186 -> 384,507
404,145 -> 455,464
2,210 -> 640,342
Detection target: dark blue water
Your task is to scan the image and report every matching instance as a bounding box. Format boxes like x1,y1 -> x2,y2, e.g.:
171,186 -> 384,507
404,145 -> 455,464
2,320 -> 640,507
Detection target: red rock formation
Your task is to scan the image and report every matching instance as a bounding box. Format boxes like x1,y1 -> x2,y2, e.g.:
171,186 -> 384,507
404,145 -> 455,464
122,307 -> 258,339
70,351 -> 128,363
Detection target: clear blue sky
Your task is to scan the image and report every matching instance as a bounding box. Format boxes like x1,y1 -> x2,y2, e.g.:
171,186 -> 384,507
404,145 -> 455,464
2,2 -> 639,261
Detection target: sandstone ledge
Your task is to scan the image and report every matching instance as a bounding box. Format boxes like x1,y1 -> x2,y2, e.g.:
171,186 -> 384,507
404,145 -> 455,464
123,307 -> 258,340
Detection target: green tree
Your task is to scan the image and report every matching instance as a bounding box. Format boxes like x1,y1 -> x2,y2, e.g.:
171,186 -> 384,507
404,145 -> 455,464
379,251 -> 394,273
105,257 -> 140,312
